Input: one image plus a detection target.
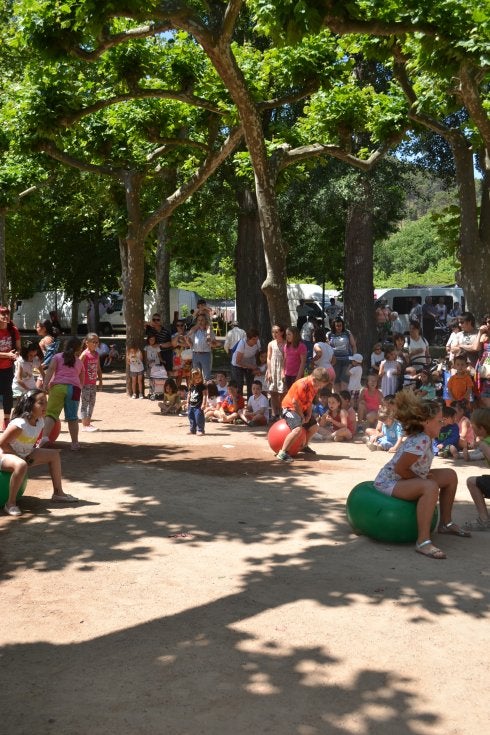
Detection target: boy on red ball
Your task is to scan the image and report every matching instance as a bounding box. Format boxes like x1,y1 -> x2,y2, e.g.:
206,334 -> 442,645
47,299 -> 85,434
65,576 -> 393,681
277,368 -> 332,462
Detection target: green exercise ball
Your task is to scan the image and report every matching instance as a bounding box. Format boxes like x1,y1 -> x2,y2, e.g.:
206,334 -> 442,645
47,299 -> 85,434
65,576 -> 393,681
0,470 -> 27,506
346,481 -> 438,544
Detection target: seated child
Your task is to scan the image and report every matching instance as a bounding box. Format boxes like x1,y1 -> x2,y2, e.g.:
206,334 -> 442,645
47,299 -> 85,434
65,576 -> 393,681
317,392 -> 353,442
415,368 -> 437,399
451,399 -> 476,460
204,382 -> 221,421
217,380 -> 245,423
239,380 -> 269,426
465,407 -> 490,531
433,405 -> 460,458
158,378 -> 181,415
357,371 -> 383,428
364,406 -> 403,452
339,390 -> 357,435
370,342 -> 384,373
214,371 -> 229,401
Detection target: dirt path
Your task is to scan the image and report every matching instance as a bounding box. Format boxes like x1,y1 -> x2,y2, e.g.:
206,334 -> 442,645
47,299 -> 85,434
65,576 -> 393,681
1,370 -> 488,734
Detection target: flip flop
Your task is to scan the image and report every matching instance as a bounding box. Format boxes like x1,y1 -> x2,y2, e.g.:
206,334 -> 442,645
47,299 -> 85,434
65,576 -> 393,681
415,540 -> 446,559
51,494 -> 79,503
438,522 -> 471,537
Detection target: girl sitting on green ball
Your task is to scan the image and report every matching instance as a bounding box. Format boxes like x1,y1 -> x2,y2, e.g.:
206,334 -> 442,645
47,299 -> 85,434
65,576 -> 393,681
374,390 -> 470,559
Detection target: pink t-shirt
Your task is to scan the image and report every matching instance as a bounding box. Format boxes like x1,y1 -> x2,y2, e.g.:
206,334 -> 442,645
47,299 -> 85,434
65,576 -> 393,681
81,349 -> 99,386
283,342 -> 307,377
50,353 -> 84,388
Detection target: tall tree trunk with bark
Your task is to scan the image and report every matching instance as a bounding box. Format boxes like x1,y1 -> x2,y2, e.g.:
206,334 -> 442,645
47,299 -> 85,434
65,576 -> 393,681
450,136 -> 489,321
155,218 -> 172,326
197,40 -> 290,326
235,187 -> 271,345
343,176 -> 377,369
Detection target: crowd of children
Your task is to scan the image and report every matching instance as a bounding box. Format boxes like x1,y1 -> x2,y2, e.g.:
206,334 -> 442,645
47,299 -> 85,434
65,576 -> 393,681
4,308 -> 490,542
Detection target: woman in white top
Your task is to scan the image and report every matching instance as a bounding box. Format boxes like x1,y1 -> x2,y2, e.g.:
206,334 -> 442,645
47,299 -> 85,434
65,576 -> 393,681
187,314 -> 217,381
312,327 -> 336,382
231,327 -> 260,398
404,321 -> 430,383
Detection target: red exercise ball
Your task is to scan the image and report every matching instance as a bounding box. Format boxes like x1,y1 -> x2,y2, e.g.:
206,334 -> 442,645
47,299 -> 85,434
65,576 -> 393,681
49,419 -> 62,443
37,418 -> 62,446
267,419 -> 307,456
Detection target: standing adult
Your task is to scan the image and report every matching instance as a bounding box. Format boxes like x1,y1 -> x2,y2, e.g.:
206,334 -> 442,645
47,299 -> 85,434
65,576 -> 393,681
455,312 -> 480,368
266,324 -> 286,422
403,321 -> 430,384
0,306 -> 21,430
296,299 -> 312,330
145,313 -> 174,373
300,316 -> 316,364
187,314 -> 217,382
325,298 -> 342,328
422,296 -> 438,344
409,298 -> 423,325
223,321 -> 246,356
327,318 -> 357,392
231,328 -> 261,398
435,297 -> 447,325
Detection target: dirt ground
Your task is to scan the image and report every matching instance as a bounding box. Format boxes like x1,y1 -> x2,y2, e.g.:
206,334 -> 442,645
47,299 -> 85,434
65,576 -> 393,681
1,369 -> 489,735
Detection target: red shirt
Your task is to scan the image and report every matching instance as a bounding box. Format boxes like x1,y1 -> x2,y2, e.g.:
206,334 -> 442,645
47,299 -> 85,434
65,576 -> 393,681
0,325 -> 20,370
282,375 -> 317,414
221,393 -> 245,414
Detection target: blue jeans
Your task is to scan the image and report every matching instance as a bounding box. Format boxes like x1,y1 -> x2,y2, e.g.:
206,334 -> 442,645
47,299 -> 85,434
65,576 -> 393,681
188,406 -> 205,434
192,352 -> 212,381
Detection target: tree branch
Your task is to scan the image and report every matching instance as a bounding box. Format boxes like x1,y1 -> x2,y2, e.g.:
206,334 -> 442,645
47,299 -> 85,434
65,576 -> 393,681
458,62 -> 490,150
59,89 -> 223,126
146,138 -> 209,162
71,22 -> 174,61
141,125 -> 242,239
221,0 -> 244,46
272,133 -> 404,176
36,140 -> 117,176
259,80 -> 320,110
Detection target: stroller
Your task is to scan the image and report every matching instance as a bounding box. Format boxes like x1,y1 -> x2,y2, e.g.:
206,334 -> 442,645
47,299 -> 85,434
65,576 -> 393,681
148,364 -> 168,400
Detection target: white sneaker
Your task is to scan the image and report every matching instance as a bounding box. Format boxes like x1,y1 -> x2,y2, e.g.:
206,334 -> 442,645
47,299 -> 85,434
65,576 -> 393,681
138,395 -> 144,400
131,394 -> 137,399
81,425 -> 98,432
4,504 -> 21,516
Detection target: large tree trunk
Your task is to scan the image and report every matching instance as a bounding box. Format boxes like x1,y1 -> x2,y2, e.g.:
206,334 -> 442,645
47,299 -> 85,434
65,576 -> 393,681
203,43 -> 290,326
235,187 -> 271,345
451,136 -> 489,322
344,176 -> 377,369
154,218 -> 172,327
119,173 -> 146,393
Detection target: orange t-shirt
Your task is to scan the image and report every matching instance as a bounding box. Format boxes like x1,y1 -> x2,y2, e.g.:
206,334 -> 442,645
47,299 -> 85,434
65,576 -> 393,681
447,373 -> 473,400
282,376 -> 317,414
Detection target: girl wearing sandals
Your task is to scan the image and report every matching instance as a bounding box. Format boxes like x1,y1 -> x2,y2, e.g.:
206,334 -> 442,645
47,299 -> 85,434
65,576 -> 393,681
373,390 -> 471,559
1,389 -> 78,516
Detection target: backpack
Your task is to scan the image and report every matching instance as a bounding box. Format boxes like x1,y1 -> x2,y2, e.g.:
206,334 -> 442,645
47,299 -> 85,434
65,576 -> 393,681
42,338 -> 60,369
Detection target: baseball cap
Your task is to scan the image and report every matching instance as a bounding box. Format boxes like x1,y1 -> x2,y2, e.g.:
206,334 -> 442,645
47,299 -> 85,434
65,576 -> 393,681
349,353 -> 363,362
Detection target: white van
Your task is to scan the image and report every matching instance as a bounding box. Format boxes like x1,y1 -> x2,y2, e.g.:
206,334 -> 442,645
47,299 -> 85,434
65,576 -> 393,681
13,291 -> 87,332
97,289 -> 198,334
374,286 -> 465,333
